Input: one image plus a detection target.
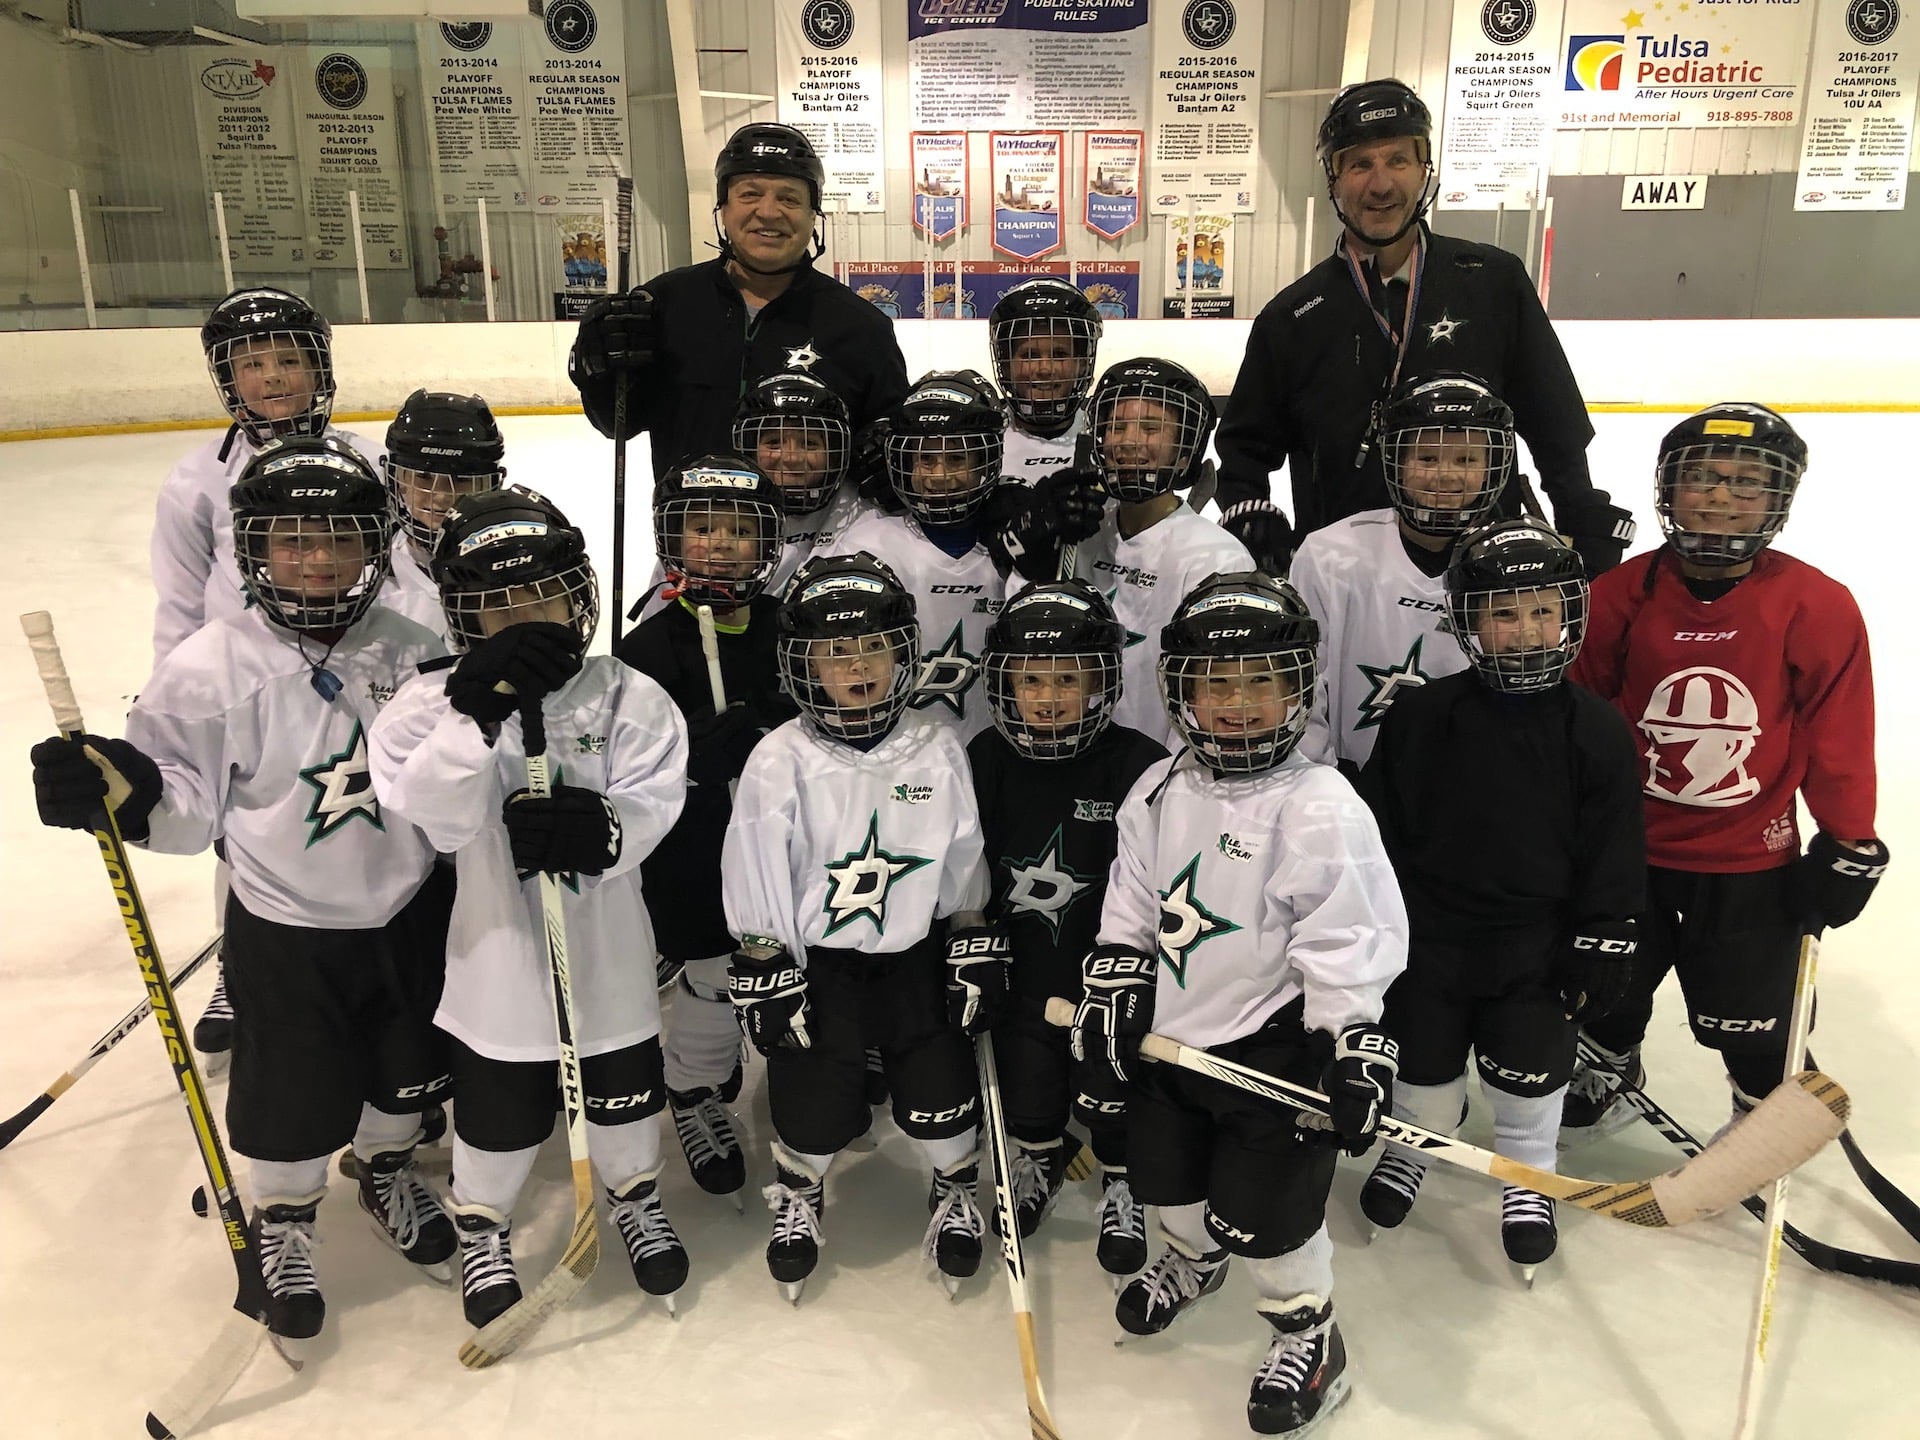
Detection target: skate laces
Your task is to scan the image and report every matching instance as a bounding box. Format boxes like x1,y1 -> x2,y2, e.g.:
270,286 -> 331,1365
1568,1061 -> 1618,1104
1503,1187 -> 1555,1227
1256,1321 -> 1326,1393
1010,1147 -> 1048,1217
259,1210 -> 320,1297
367,1160 -> 434,1249
610,1187 -> 680,1261
201,971 -> 234,1021
1138,1244 -> 1216,1315
458,1219 -> 515,1298
1369,1148 -> 1427,1204
1100,1176 -> 1144,1239
764,1177 -> 824,1249
923,1171 -> 984,1262
673,1096 -> 739,1171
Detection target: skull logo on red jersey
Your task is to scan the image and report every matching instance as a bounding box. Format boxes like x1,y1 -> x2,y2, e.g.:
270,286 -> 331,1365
1638,666 -> 1763,807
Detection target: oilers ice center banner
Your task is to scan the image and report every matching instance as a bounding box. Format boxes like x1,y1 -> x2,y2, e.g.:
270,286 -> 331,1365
526,0 -> 629,213
192,49 -> 308,272
991,131 -> 1065,261
1150,0 -> 1265,213
1794,0 -> 1918,212
1084,130 -> 1143,239
777,0 -> 887,213
295,48 -> 407,268
1559,0 -> 1814,129
1437,0 -> 1565,211
911,131 -> 969,241
909,0 -> 1150,130
423,22 -> 531,213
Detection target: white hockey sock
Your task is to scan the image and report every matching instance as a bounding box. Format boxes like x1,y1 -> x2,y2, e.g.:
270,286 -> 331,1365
1385,1073 -> 1467,1169
250,1155 -> 331,1204
451,1140 -> 540,1217
1158,1200 -> 1209,1255
351,1103 -> 422,1160
1486,1082 -> 1567,1173
772,1141 -> 837,1181
918,1127 -> 978,1174
664,954 -> 742,1093
588,1113 -> 665,1195
1244,1224 -> 1334,1302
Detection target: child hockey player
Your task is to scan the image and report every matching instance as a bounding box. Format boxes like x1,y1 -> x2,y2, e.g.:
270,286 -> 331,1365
369,487 -> 693,1326
32,435 -> 456,1341
733,371 -> 867,594
1075,571 -> 1407,1436
970,581 -> 1167,1281
1357,519 -> 1644,1280
614,457 -> 796,1204
721,552 -> 1000,1300
381,389 -> 508,637
1291,373 -> 1512,776
988,275 -> 1099,477
1561,405 -> 1887,1142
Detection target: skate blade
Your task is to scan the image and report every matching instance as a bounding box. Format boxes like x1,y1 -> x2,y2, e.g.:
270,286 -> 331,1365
661,1294 -> 678,1319
728,1191 -> 745,1214
1261,1373 -> 1352,1439
198,1049 -> 232,1079
779,1280 -> 806,1306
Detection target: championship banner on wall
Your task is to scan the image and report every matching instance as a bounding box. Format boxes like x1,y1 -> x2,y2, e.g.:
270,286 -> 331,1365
776,0 -> 886,213
911,131 -> 968,241
1149,0 -> 1265,213
192,49 -> 308,271
1795,0 -> 1917,212
990,131 -> 1064,261
527,0 -> 629,212
423,22 -> 530,213
296,47 -> 407,268
1074,259 -> 1141,319
1162,210 -> 1232,318
1437,0 -> 1565,210
1084,130 -> 1143,238
962,259 -> 1071,317
908,0 -> 1149,130
841,260 -> 929,320
1559,0 -> 1814,129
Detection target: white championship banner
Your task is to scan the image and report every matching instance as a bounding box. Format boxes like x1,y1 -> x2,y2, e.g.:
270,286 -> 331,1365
777,0 -> 887,213
1795,0 -> 1917,212
296,47 -> 407,269
1438,0 -> 1566,211
192,49 -> 308,272
1150,0 -> 1265,214
423,22 -> 531,213
527,0 -> 629,213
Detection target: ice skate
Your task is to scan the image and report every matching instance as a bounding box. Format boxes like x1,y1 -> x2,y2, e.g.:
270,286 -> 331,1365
607,1173 -> 689,1316
253,1190 -> 326,1341
1114,1233 -> 1229,1341
1559,1042 -> 1644,1149
1003,1132 -> 1086,1238
1501,1186 -> 1557,1287
923,1155 -> 986,1297
354,1136 -> 456,1282
670,1082 -> 747,1209
1095,1168 -> 1147,1287
1358,1147 -> 1428,1240
452,1202 -> 520,1329
764,1150 -> 825,1304
1248,1295 -> 1350,1436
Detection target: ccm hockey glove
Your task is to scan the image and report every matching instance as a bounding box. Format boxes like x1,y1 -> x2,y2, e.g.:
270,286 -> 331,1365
1072,944 -> 1157,1084
446,621 -> 583,724
1793,832 -> 1890,932
1219,499 -> 1297,576
729,940 -> 812,1055
1318,1023 -> 1400,1156
1557,919 -> 1639,1023
570,288 -> 655,378
984,469 -> 1107,582
1555,494 -> 1638,577
502,785 -> 622,876
29,734 -> 162,841
943,922 -> 1012,1036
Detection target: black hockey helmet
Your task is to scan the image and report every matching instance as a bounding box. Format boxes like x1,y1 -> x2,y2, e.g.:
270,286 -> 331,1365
1381,372 -> 1515,539
777,551 -> 921,744
1445,518 -> 1588,693
884,370 -> 1007,525
383,390 -> 507,551
200,286 -> 335,446
731,372 -> 853,516
1655,403 -> 1807,568
229,435 -> 390,635
1159,571 -> 1318,776
984,580 -> 1126,761
1089,357 -> 1216,501
653,454 -> 785,607
715,122 -> 825,210
431,485 -> 599,654
1317,79 -> 1437,244
988,277 -> 1104,434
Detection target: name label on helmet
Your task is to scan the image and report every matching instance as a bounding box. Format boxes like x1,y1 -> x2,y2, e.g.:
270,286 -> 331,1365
1187,590 -> 1281,616
910,385 -> 976,407
458,520 -> 549,554
685,466 -> 763,490
1488,529 -> 1538,545
260,451 -> 362,479
1008,588 -> 1089,614
1359,105 -> 1400,123
800,574 -> 884,601
1703,419 -> 1756,437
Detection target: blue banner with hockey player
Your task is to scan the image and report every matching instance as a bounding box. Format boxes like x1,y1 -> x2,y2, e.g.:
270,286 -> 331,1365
990,130 -> 1063,261
1084,131 -> 1142,239
911,131 -> 968,241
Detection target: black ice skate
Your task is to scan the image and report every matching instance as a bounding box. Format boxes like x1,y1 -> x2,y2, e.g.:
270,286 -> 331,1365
1114,1234 -> 1229,1341
452,1203 -> 521,1329
1501,1186 -> 1558,1287
354,1138 -> 456,1282
1248,1295 -> 1351,1436
670,1082 -> 746,1207
607,1173 -> 689,1315
1559,1041 -> 1644,1149
1003,1132 -> 1087,1239
763,1149 -> 825,1305
1095,1168 -> 1147,1287
192,961 -> 233,1072
253,1190 -> 326,1340
923,1155 -> 986,1297
1359,1147 -> 1429,1237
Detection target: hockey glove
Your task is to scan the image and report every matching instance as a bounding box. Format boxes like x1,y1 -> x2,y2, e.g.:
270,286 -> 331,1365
446,622 -> 583,724
1557,919 -> 1638,1023
943,923 -> 1013,1036
850,418 -> 903,515
29,734 -> 162,841
729,940 -> 812,1055
1071,944 -> 1157,1085
1316,1023 -> 1399,1156
502,785 -> 622,876
1219,499 -> 1297,576
685,702 -> 767,790
984,470 -> 1107,582
1555,494 -> 1638,578
1793,832 -> 1890,932
570,288 -> 655,379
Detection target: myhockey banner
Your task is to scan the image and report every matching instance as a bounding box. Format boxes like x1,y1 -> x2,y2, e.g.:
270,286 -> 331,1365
1074,259 -> 1141,320
422,22 -> 531,213
1794,0 -> 1916,212
1162,210 -> 1233,318
1437,0 -> 1565,211
911,131 -> 968,241
1149,0 -> 1264,214
191,48 -> 308,271
1559,0 -> 1813,129
962,259 -> 1071,318
908,0 -> 1149,130
526,0 -> 629,213
1084,130 -> 1143,239
295,47 -> 407,269
990,131 -> 1064,261
776,0 -> 887,213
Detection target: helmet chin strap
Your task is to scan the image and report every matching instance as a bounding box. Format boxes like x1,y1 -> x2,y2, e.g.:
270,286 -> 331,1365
712,212 -> 828,277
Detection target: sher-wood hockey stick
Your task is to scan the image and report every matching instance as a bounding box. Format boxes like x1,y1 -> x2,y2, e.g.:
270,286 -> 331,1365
20,611 -> 298,1438
458,698 -> 601,1368
0,931 -> 220,1150
1041,999 -> 1849,1227
609,174 -> 635,642
977,1033 -> 1064,1440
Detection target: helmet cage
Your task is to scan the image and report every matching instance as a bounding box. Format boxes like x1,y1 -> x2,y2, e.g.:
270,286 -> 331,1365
733,409 -> 851,516
990,310 -> 1101,432
207,325 -> 335,447
1656,440 -> 1802,568
1091,372 -> 1212,502
1159,649 -> 1315,777
655,471 -> 784,607
1446,575 -> 1589,694
234,508 -> 390,635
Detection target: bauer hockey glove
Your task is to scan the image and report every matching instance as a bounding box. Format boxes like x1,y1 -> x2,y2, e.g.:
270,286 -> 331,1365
943,922 -> 1013,1036
1555,495 -> 1638,578
983,469 -> 1107,582
446,621 -> 583,724
729,940 -> 812,1055
1793,832 -> 1890,932
1557,919 -> 1638,1024
29,733 -> 162,841
502,785 -> 622,876
569,288 -> 655,379
685,703 -> 767,790
1219,499 -> 1297,577
1072,944 -> 1157,1085
1317,1023 -> 1399,1156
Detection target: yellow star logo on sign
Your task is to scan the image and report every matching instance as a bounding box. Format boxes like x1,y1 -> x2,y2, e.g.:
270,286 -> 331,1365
1621,8 -> 1645,27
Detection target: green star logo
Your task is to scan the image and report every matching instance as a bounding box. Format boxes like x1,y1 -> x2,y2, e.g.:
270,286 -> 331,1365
1355,635 -> 1431,730
1157,853 -> 1240,987
1000,825 -> 1095,940
821,811 -> 933,937
296,720 -> 385,847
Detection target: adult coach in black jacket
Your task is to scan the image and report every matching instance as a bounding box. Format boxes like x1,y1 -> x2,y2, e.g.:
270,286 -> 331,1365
1214,81 -> 1635,578
569,123 -> 910,480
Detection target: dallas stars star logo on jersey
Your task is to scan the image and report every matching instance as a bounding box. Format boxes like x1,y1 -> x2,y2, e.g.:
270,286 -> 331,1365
1001,825 -> 1095,940
1101,586 -> 1148,649
296,720 -> 385,847
1158,854 -> 1240,988
783,342 -> 821,371
821,811 -> 933,937
910,623 -> 978,716
1355,635 -> 1431,730
1425,312 -> 1465,344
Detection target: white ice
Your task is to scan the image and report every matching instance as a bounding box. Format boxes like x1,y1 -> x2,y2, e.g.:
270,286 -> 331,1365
0,414 -> 1914,1440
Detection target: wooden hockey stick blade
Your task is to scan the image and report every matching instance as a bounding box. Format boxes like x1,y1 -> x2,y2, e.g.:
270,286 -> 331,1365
457,1182 -> 601,1368
1806,1048 -> 1920,1244
1017,1311 -> 1063,1440
144,1307 -> 290,1439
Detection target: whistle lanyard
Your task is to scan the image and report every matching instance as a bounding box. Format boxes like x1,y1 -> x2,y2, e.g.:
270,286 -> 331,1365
1342,232 -> 1427,469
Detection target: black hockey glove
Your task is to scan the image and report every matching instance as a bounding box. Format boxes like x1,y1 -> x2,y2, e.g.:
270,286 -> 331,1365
685,703 -> 767,790
502,784 -> 622,876
943,922 -> 1013,1036
729,940 -> 812,1055
29,733 -> 162,841
1554,494 -> 1638,577
1071,944 -> 1157,1085
984,470 -> 1107,582
1792,832 -> 1890,933
446,622 -> 583,724
850,418 -> 902,515
1314,1023 -> 1399,1156
1219,499 -> 1297,576
570,288 -> 656,379
1557,919 -> 1638,1024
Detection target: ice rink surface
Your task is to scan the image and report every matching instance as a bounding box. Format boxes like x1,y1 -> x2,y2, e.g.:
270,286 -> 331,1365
0,412 -> 1914,1440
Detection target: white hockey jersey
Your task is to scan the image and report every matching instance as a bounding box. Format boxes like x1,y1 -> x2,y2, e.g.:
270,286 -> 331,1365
149,424 -> 385,670
130,604 -> 444,930
833,509 -> 1003,741
1001,412 -> 1087,486
1066,503 -> 1252,747
722,711 -> 989,959
1289,510 -> 1463,769
1098,750 -> 1408,1047
379,540 -> 448,641
369,655 -> 688,1062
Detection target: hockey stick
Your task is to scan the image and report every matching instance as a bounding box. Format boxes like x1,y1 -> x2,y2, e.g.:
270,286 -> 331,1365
19,612 -> 297,1439
457,697 -> 601,1368
977,1032 -> 1064,1440
609,174 -> 635,643
1040,998 -> 1848,1227
1577,1036 -> 1920,1290
1807,1048 -> 1920,1247
0,931 -> 221,1150
1058,433 -> 1095,582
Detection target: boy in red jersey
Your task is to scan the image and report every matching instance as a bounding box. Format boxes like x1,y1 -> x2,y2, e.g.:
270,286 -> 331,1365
1560,404 -> 1888,1143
